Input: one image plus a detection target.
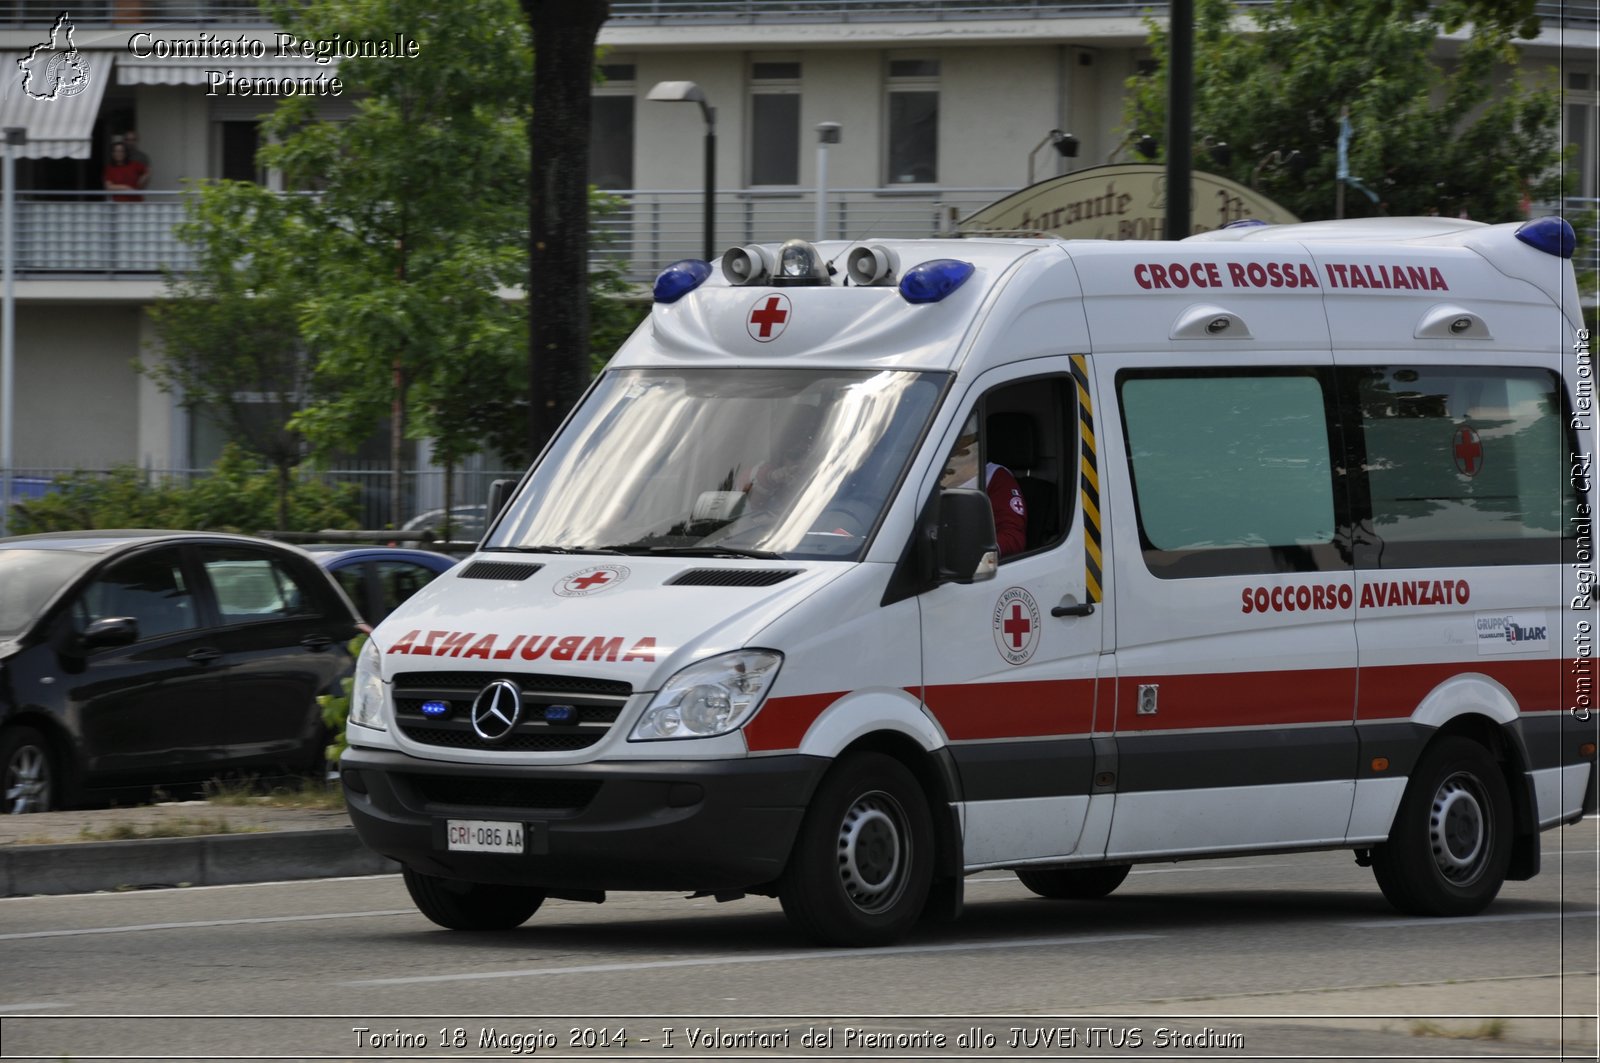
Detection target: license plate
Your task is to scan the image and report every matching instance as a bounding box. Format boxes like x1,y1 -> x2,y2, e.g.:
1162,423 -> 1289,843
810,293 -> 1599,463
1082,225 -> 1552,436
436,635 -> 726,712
445,819 -> 525,854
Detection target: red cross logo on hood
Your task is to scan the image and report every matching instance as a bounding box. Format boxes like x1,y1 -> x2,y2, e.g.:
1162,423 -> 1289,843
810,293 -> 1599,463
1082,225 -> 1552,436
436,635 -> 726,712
747,294 -> 791,342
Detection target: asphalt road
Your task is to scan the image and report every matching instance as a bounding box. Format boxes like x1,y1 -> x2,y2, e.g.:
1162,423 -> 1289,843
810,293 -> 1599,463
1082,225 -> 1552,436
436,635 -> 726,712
2,822 -> 1596,1062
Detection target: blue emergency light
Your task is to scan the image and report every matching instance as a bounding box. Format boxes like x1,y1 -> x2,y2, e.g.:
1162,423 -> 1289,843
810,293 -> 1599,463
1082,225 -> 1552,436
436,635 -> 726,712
1513,216 -> 1576,259
653,259 -> 712,303
898,259 -> 975,304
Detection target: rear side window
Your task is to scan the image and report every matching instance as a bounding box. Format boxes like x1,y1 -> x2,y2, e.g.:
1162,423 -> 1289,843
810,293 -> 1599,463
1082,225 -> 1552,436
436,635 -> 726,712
202,548 -> 319,623
1346,365 -> 1577,567
1118,369 -> 1347,578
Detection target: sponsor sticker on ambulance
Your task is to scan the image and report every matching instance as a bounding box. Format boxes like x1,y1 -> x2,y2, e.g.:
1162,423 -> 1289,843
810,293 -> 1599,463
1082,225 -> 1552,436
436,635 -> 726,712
1475,611 -> 1551,655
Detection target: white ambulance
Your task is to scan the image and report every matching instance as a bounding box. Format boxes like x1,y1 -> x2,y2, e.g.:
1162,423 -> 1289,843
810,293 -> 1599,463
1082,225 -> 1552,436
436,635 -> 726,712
341,216 -> 1597,946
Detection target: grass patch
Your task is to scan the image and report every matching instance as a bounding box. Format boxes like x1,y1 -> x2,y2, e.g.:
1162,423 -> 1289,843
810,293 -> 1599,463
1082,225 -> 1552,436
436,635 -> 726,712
77,816 -> 265,841
1409,1018 -> 1508,1041
201,774 -> 346,811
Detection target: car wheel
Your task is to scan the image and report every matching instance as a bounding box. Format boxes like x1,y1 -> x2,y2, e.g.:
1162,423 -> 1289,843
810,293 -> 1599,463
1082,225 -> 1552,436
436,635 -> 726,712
1016,863 -> 1132,899
401,866 -> 545,930
778,752 -> 934,946
1371,736 -> 1512,916
2,726 -> 58,814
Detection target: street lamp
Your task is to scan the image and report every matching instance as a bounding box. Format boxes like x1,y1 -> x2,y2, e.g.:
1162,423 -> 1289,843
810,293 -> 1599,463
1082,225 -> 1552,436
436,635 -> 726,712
1107,131 -> 1159,164
1,126 -> 24,538
1027,129 -> 1079,185
814,121 -> 841,241
647,81 -> 716,262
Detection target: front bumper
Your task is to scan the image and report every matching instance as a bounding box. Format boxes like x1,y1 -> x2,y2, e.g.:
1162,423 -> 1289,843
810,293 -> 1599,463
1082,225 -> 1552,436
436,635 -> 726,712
340,746 -> 829,893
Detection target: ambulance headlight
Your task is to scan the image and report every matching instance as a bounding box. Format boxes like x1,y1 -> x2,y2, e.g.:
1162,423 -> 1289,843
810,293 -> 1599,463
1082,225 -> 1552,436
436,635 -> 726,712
630,650 -> 783,740
348,637 -> 388,731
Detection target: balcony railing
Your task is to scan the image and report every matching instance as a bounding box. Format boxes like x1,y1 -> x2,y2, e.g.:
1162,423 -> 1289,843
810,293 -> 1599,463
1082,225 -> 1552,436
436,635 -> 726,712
12,189 -> 1598,287
11,187 -> 1011,283
2,0 -> 1592,26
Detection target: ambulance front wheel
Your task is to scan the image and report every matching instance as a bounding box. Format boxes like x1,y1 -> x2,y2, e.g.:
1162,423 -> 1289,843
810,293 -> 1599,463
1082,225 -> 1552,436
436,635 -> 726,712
778,752 -> 934,946
1370,736 -> 1512,916
401,866 -> 546,930
1016,863 -> 1131,900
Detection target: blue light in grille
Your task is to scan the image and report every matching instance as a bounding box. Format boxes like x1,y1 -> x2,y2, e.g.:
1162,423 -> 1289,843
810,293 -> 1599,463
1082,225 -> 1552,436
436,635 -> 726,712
544,704 -> 575,723
421,700 -> 450,718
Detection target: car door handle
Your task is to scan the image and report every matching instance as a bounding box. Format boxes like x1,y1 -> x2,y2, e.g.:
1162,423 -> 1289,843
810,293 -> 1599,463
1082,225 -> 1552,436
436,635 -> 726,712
301,634 -> 334,651
1051,600 -> 1096,618
187,647 -> 224,664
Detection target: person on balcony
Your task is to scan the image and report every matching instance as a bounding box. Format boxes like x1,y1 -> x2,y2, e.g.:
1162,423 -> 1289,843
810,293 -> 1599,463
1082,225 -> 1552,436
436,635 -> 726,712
103,141 -> 147,202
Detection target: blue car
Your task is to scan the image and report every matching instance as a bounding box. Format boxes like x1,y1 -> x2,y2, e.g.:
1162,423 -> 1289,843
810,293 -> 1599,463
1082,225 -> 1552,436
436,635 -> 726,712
302,546 -> 458,627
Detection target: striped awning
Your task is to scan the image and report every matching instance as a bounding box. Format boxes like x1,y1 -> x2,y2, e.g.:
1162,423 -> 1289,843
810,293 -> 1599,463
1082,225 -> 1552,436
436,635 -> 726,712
0,51 -> 114,159
117,57 -> 330,86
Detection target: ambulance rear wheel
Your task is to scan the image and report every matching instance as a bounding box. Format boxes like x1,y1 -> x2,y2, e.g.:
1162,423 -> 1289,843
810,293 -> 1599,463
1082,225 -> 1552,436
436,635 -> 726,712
779,752 -> 934,946
1371,736 -> 1512,916
1016,863 -> 1131,900
401,866 -> 545,930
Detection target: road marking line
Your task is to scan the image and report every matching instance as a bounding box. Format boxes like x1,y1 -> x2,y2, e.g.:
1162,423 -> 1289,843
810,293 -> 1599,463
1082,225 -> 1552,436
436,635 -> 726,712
1347,910 -> 1600,928
0,910 -> 414,941
343,932 -> 1164,987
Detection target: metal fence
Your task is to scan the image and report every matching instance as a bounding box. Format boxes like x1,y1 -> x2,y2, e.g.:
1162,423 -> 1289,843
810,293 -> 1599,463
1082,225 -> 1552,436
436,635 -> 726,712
4,463 -> 521,533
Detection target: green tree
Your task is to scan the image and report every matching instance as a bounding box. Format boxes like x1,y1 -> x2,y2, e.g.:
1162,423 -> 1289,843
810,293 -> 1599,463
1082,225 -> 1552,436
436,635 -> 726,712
259,0 -> 532,529
1126,0 -> 1566,224
144,183 -> 326,530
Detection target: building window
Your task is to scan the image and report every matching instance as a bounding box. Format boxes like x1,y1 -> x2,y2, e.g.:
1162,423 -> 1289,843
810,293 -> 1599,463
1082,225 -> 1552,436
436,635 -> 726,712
886,58 -> 938,185
1565,71 -> 1596,200
591,62 -> 635,190
749,60 -> 801,186
218,121 -> 262,183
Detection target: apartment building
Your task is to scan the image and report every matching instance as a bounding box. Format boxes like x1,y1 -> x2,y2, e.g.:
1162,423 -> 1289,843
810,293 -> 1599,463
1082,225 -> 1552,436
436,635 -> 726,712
0,0 -> 1594,501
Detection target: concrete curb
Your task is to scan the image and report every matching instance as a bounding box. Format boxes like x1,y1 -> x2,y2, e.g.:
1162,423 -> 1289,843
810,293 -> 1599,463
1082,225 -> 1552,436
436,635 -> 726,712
1,828 -> 397,897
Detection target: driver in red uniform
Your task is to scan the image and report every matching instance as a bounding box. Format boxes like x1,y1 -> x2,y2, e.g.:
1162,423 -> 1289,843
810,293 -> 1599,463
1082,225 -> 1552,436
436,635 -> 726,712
940,414 -> 1028,557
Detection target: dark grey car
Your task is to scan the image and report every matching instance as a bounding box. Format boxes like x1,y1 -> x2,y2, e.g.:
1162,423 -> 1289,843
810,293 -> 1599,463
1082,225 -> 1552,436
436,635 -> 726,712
0,531 -> 362,813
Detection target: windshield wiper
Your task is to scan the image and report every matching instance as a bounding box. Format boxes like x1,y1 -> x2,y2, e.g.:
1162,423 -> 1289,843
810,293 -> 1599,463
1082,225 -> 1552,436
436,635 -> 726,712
490,545 -> 627,556
643,545 -> 787,560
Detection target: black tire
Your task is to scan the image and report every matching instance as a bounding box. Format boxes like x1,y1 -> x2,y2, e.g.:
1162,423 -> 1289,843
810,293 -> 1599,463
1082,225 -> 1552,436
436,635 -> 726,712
2,726 -> 58,815
1017,863 -> 1131,900
401,866 -> 546,930
778,752 -> 935,946
1371,736 -> 1512,916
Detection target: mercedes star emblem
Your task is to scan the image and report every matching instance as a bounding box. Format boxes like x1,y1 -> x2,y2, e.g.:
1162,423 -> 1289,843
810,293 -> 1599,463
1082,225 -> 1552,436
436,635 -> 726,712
470,678 -> 523,741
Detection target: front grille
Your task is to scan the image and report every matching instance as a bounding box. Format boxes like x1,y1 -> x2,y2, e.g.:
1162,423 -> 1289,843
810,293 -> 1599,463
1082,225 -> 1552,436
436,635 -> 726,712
403,775 -> 600,812
396,671 -> 631,698
392,671 -> 632,752
668,568 -> 802,587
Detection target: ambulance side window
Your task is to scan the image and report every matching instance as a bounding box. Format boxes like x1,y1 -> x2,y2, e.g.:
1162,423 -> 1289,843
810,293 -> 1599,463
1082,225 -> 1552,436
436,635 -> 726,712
1117,368 -> 1350,578
978,376 -> 1077,558
1343,365 -> 1580,568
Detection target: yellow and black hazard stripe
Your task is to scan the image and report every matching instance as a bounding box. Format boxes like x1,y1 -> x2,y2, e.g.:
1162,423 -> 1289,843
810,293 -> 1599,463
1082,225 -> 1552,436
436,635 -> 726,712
1070,355 -> 1102,604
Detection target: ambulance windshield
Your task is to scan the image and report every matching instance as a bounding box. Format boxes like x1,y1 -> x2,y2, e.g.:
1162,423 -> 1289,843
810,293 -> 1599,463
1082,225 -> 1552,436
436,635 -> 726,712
488,368 -> 944,561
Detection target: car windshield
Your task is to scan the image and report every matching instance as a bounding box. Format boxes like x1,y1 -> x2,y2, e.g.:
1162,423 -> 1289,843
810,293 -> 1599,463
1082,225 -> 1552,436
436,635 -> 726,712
489,368 -> 945,561
0,549 -> 95,639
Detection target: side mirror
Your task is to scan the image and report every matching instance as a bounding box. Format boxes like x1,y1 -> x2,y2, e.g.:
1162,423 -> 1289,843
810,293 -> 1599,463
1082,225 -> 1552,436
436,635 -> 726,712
936,488 -> 998,584
82,616 -> 139,649
486,478 -> 516,524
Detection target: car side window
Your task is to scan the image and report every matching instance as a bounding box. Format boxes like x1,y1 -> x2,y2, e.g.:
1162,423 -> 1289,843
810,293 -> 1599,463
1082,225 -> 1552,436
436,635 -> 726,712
76,548 -> 198,640
201,547 -> 319,624
332,565 -> 367,613
374,560 -> 440,622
